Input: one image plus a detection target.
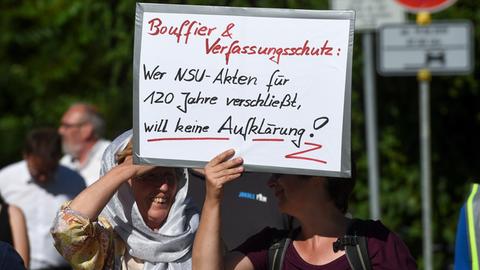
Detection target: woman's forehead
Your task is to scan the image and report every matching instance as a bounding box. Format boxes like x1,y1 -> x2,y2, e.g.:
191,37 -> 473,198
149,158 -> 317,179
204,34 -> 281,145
150,167 -> 175,174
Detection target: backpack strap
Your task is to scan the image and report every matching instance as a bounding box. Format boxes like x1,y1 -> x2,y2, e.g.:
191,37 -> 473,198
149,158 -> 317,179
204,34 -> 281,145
268,235 -> 290,270
268,228 -> 298,270
333,219 -> 372,270
269,219 -> 372,270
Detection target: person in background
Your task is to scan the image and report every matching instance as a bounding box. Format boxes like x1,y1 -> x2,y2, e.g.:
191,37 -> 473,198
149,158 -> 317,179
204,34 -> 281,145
454,180 -> 480,270
0,127 -> 86,270
59,102 -> 111,186
0,241 -> 27,270
51,130 -> 199,269
193,149 -> 417,270
0,194 -> 29,268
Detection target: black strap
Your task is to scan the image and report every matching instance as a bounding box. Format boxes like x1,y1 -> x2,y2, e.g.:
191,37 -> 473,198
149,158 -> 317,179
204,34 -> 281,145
269,219 -> 372,270
268,229 -> 298,270
333,219 -> 372,270
345,236 -> 371,270
268,236 -> 290,270
0,204 -> 14,245
357,235 -> 371,269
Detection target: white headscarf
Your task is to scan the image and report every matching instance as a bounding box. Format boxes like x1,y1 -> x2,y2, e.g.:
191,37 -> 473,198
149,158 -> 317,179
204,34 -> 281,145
99,130 -> 199,270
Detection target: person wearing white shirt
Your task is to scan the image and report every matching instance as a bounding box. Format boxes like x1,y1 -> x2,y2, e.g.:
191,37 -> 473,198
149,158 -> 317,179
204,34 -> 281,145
58,103 -> 110,186
0,128 -> 86,270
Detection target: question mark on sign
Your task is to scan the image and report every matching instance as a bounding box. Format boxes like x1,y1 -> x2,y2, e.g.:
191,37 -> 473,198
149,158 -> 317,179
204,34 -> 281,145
309,117 -> 329,138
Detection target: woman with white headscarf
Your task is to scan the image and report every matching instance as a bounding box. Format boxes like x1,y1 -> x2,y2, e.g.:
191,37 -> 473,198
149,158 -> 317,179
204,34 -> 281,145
51,130 -> 199,270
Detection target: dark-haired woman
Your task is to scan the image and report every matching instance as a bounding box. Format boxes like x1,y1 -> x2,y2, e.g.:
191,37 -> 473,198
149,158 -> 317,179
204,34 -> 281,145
193,149 -> 417,270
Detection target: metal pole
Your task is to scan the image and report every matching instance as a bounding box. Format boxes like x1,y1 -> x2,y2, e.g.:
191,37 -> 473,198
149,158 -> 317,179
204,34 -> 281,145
416,12 -> 433,270
418,69 -> 432,270
362,32 -> 381,220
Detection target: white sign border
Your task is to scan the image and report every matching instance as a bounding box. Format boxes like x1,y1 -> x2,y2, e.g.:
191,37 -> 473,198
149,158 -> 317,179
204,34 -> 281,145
132,3 -> 355,178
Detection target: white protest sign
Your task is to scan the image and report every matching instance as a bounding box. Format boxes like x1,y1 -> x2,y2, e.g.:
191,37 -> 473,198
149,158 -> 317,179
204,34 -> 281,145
133,4 -> 355,177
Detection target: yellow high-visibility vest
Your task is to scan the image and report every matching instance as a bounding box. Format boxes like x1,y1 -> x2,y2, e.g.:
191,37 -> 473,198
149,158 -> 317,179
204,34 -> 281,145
466,183 -> 480,270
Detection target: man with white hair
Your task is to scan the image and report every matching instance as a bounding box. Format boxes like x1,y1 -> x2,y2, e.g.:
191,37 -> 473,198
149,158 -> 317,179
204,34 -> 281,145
58,103 -> 111,186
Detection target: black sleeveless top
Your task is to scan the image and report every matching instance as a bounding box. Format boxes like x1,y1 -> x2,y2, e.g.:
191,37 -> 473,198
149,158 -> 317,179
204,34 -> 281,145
0,198 -> 14,245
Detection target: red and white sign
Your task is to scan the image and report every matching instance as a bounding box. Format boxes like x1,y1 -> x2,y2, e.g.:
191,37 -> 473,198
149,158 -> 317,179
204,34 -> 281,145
133,4 -> 355,177
395,0 -> 456,13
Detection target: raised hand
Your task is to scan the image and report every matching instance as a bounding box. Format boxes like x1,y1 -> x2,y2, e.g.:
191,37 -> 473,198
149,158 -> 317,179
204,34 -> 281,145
117,155 -> 157,180
204,149 -> 244,201
193,149 -> 244,270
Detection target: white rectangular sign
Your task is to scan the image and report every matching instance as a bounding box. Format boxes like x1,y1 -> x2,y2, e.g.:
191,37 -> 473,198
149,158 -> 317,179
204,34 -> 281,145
330,0 -> 405,31
378,22 -> 473,75
133,3 -> 355,177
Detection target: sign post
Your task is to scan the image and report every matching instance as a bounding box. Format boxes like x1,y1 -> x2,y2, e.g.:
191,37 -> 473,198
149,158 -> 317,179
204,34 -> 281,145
418,67 -> 433,270
379,3 -> 472,268
330,0 -> 406,220
378,22 -> 473,75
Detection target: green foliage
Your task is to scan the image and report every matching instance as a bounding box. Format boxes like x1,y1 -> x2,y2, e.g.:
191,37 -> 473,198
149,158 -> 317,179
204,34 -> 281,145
1,1 -> 479,268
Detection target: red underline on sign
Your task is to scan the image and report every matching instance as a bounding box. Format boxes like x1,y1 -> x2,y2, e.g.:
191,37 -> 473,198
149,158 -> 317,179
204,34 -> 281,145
147,137 -> 230,142
284,142 -> 327,164
252,138 -> 284,142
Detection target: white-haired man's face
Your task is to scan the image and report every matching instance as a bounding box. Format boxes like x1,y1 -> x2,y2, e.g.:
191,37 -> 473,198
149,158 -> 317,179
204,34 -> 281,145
58,106 -> 90,158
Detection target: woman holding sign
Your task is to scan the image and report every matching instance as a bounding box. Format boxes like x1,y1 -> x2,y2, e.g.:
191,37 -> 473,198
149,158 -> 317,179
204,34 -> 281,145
51,130 -> 199,270
192,149 -> 416,270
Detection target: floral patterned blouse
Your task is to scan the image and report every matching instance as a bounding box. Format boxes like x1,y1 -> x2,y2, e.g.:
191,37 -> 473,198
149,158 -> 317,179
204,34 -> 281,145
51,202 -> 126,270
